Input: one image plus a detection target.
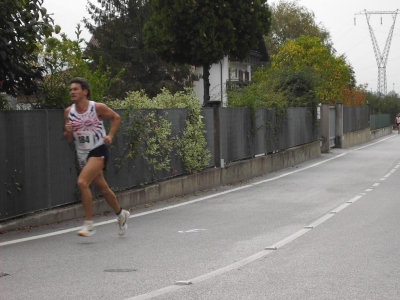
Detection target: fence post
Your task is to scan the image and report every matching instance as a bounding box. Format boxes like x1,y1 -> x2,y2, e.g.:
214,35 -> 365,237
335,103 -> 343,148
213,104 -> 222,167
320,103 -> 330,153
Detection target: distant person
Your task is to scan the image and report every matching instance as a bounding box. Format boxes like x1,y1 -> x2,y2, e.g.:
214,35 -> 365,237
395,113 -> 400,134
63,77 -> 130,237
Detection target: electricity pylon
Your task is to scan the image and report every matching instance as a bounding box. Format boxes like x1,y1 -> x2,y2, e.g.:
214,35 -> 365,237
355,9 -> 399,95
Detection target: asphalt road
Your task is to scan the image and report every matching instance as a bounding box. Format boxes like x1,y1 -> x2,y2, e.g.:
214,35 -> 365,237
1,133 -> 400,300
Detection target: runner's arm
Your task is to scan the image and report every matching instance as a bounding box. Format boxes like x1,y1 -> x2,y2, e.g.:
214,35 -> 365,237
63,107 -> 74,143
95,103 -> 121,145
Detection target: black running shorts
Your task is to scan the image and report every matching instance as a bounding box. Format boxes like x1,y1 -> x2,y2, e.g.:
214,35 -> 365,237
87,144 -> 109,170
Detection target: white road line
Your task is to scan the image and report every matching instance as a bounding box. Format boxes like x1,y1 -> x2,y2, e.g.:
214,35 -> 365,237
265,228 -> 311,250
352,135 -> 396,151
346,195 -> 363,203
305,214 -> 335,228
125,250 -> 276,300
330,202 -> 352,214
0,228 -> 79,246
253,153 -> 347,185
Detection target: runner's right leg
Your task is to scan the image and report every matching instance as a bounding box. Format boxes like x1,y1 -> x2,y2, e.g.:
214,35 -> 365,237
77,157 -> 104,220
76,157 -> 104,236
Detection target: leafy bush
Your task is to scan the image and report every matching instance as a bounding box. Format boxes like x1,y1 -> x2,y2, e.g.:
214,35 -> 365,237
110,88 -> 210,174
0,93 -> 12,110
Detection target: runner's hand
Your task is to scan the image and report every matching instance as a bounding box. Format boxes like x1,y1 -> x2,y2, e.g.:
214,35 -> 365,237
65,122 -> 73,133
103,135 -> 112,145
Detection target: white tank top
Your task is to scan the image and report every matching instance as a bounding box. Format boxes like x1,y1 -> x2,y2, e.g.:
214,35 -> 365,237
68,101 -> 106,152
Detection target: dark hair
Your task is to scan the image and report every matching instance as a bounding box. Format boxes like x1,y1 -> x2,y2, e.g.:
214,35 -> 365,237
70,77 -> 91,98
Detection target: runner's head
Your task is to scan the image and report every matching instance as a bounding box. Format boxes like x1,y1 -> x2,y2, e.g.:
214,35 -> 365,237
70,77 -> 91,99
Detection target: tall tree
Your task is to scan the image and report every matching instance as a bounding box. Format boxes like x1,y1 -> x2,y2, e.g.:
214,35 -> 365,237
272,36 -> 351,104
265,0 -> 332,56
37,25 -> 121,109
0,0 -> 60,96
84,0 -> 191,99
143,0 -> 272,106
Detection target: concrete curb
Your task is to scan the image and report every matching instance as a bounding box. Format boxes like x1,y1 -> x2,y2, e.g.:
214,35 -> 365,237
0,141 -> 321,233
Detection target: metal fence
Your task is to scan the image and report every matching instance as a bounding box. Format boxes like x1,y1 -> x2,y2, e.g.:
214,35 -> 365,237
0,107 -> 317,221
343,106 -> 370,133
219,107 -> 317,162
370,114 -> 391,130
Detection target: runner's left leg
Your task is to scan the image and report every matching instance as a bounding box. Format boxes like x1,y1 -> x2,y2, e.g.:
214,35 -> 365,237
92,171 -> 121,213
92,169 -> 130,236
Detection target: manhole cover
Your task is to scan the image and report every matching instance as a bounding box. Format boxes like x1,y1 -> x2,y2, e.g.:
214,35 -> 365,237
0,273 -> 10,278
104,269 -> 137,273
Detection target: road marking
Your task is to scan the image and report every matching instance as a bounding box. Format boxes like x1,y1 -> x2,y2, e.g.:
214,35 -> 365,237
176,250 -> 277,287
352,135 -> 395,151
0,228 -> 80,246
175,281 -> 192,285
265,228 -> 311,250
305,214 -> 335,228
252,153 -> 347,185
178,229 -> 206,233
126,249 -> 276,300
346,195 -> 363,203
330,202 -> 352,214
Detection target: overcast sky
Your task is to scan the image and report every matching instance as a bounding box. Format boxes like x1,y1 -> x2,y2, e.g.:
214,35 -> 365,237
43,0 -> 400,94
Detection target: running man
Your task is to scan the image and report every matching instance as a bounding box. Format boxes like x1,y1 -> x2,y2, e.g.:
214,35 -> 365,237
63,77 -> 130,237
395,113 -> 400,134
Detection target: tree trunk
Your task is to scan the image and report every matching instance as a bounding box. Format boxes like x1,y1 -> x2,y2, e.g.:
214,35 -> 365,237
202,64 -> 211,106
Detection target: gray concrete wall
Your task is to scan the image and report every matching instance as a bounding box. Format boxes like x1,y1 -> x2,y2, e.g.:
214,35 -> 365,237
370,126 -> 393,140
0,141 -> 321,232
339,125 -> 392,149
340,127 -> 371,149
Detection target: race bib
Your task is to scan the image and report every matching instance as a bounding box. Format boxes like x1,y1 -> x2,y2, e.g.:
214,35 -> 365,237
74,131 -> 95,150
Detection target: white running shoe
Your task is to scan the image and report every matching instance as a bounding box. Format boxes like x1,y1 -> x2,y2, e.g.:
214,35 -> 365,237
117,209 -> 130,236
77,220 -> 96,237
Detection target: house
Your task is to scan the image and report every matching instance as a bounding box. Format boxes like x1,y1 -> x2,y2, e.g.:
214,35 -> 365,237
193,41 -> 269,107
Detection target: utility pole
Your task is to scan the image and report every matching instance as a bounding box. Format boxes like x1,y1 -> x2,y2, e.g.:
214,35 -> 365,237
355,10 -> 399,96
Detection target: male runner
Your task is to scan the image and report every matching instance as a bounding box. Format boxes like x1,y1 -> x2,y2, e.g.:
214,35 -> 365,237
63,77 -> 130,237
395,113 -> 400,134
